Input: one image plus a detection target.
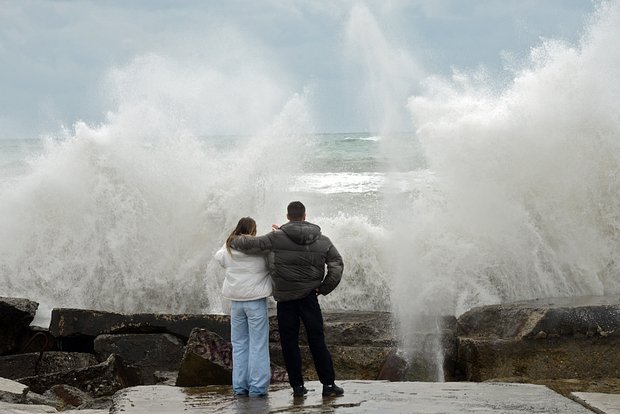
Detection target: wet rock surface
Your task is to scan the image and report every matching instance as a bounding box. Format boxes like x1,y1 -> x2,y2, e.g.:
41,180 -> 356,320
109,380 -> 595,413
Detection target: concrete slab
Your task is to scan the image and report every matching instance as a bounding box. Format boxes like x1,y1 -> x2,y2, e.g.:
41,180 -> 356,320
0,401 -> 108,414
0,376 -> 29,403
0,401 -> 56,413
572,392 -> 620,414
61,411 -> 108,414
110,380 -> 596,413
0,377 -> 29,395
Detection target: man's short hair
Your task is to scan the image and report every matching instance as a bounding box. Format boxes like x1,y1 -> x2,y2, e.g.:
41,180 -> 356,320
287,201 -> 306,221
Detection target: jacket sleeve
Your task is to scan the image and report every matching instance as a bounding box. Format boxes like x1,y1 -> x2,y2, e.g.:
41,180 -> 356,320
229,233 -> 273,254
318,243 -> 344,295
214,245 -> 227,268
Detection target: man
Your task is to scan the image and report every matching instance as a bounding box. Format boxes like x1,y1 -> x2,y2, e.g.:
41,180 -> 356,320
230,201 -> 344,397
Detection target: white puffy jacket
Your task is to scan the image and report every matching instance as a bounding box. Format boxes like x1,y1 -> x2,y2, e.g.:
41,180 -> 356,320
214,244 -> 272,301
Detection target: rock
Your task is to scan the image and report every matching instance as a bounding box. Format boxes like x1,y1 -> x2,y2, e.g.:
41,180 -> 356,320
175,350 -> 231,387
17,354 -> 140,397
43,384 -> 93,409
0,352 -> 97,379
51,309 -> 396,346
269,343 -> 392,381
0,377 -> 29,403
23,390 -> 60,408
456,295 -> 620,382
269,311 -> 397,347
16,327 -> 57,355
50,308 -> 230,341
314,311 -> 396,347
458,336 -> 620,381
94,333 -> 185,384
176,328 -> 287,387
0,297 -> 38,355
153,371 -> 178,385
175,329 -> 233,387
330,346 -> 394,380
457,295 -> 620,339
377,351 -> 409,381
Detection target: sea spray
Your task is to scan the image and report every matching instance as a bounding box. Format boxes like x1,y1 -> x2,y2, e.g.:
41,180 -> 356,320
316,214 -> 390,311
1,2 -> 615,385
0,55 -> 313,319
345,3 -> 448,378
396,0 -> 620,327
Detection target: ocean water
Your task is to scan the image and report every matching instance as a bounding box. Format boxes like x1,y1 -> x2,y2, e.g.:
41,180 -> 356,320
2,1 -> 620,381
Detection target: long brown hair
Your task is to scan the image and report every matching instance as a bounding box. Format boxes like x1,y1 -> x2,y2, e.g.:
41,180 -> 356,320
226,217 -> 257,253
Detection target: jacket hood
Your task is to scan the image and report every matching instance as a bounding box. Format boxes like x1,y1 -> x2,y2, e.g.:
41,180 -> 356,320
280,221 -> 321,245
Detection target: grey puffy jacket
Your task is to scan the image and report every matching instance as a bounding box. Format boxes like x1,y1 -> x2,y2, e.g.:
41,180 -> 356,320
229,221 -> 344,302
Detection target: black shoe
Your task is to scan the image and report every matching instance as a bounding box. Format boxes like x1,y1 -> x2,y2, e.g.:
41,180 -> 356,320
322,383 -> 344,397
292,385 -> 308,397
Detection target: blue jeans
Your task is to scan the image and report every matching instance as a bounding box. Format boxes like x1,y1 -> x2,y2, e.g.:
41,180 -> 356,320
230,298 -> 270,396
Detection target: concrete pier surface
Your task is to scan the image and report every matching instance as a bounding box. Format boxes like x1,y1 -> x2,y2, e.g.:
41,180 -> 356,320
3,380 -> 619,413
107,380 -> 617,413
572,392 -> 620,414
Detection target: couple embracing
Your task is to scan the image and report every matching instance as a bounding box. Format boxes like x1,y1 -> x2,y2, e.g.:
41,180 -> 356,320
214,201 -> 345,398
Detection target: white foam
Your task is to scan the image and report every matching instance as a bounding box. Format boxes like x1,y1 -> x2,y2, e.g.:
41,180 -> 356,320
393,1 -> 620,327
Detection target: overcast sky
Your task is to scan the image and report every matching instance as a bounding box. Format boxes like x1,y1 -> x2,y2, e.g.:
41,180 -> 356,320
0,0 -> 596,138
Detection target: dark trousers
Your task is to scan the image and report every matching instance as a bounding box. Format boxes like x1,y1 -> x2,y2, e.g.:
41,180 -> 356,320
277,293 -> 335,387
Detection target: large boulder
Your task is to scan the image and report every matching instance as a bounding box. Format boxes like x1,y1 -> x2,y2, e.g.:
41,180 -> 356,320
17,354 -> 140,397
94,333 -> 185,384
175,329 -> 232,387
457,296 -> 620,340
0,352 -> 97,379
0,297 -> 38,355
269,343 -> 393,381
267,311 -> 396,347
50,309 -> 230,342
43,384 -> 94,410
176,328 -> 288,387
308,311 -> 396,347
456,295 -> 620,382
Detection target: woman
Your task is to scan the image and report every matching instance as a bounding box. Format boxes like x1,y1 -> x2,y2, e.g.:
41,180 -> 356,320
214,217 -> 272,397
